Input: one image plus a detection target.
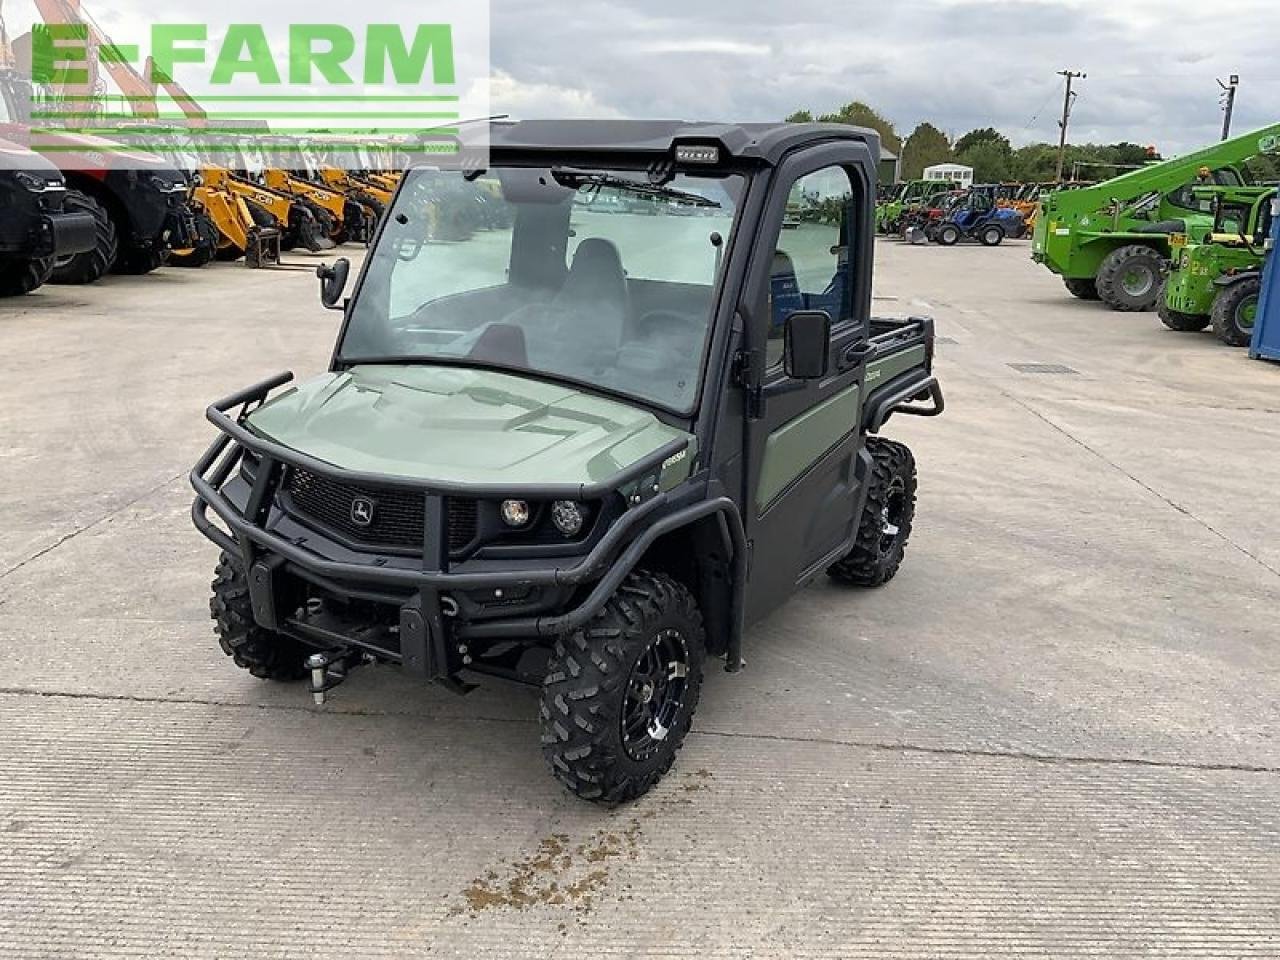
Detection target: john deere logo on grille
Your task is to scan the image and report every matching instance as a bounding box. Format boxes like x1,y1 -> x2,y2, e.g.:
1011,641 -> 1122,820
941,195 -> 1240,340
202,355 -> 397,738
350,496 -> 375,527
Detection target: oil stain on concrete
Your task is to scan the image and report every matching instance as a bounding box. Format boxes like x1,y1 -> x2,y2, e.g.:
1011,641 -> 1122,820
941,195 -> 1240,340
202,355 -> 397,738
452,769 -> 713,917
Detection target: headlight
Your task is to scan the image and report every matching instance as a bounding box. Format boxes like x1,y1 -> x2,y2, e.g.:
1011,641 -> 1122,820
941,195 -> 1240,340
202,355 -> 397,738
500,499 -> 530,527
550,500 -> 585,537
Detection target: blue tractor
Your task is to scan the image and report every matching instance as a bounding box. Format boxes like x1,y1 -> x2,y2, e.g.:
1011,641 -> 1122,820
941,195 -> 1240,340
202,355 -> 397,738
931,188 -> 1026,246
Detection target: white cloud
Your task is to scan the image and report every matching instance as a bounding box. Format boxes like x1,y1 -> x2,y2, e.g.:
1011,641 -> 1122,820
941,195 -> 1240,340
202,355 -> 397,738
489,70 -> 624,120
638,39 -> 770,56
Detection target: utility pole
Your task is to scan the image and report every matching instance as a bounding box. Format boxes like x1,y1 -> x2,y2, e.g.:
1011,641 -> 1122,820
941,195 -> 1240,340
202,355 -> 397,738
1055,70 -> 1085,184
1218,74 -> 1239,140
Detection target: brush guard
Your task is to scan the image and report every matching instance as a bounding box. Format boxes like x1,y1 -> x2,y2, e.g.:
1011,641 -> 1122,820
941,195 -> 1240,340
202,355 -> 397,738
188,373 -> 753,691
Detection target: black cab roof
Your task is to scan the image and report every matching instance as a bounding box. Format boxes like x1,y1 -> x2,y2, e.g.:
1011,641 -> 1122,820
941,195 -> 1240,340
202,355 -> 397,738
485,119 -> 880,167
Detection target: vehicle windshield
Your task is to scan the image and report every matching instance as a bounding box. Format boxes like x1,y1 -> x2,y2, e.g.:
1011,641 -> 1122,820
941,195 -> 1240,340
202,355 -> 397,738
340,165 -> 744,412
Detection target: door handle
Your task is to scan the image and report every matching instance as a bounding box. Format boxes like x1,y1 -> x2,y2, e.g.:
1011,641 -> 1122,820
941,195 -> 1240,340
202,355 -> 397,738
838,341 -> 874,370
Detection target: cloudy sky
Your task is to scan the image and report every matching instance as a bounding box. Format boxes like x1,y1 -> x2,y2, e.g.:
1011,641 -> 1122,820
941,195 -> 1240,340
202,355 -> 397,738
488,0 -> 1279,155
8,0 -> 1276,157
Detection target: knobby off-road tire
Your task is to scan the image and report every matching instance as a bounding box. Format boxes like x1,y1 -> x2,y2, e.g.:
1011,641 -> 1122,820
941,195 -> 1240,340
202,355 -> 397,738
827,438 -> 917,587
1063,277 -> 1101,301
1096,244 -> 1165,312
0,256 -> 53,295
49,189 -> 117,285
210,553 -> 310,681
1211,276 -> 1261,347
540,571 -> 706,804
1156,280 -> 1210,332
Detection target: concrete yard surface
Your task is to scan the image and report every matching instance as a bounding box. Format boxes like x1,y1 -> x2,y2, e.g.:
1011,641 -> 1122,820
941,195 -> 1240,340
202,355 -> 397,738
1,239 -> 1278,957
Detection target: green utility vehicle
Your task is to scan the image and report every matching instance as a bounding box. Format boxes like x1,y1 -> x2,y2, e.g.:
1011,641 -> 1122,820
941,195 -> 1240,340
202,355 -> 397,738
190,120 -> 945,803
1032,124 -> 1280,311
1161,186 -> 1275,345
877,177 -> 957,234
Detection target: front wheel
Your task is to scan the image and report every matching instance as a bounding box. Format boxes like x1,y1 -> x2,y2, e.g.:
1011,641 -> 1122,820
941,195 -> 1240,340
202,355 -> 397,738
0,256 -> 53,296
828,438 -> 917,587
50,189 -> 118,285
210,553 -> 310,681
935,224 -> 961,246
169,210 -> 219,267
1211,276 -> 1260,347
540,571 -> 705,804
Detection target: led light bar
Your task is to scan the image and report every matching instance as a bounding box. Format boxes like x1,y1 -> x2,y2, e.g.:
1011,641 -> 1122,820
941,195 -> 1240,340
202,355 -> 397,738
674,144 -> 720,165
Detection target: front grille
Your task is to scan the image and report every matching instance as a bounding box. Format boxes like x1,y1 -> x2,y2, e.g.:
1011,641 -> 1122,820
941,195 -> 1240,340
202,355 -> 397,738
283,467 -> 477,553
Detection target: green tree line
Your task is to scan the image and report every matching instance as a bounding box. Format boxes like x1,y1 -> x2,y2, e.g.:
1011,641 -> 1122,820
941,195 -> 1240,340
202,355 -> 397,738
786,102 -> 1168,183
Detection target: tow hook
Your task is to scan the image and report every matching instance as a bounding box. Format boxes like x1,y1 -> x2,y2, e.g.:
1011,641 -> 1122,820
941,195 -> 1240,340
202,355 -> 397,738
306,649 -> 364,705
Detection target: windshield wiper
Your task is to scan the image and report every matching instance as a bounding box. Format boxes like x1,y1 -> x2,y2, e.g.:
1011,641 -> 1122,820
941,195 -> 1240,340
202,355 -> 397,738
551,167 -> 721,208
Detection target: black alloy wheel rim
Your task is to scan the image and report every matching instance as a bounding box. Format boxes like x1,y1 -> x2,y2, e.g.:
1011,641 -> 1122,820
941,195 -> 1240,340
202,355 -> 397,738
879,476 -> 908,555
621,628 -> 690,762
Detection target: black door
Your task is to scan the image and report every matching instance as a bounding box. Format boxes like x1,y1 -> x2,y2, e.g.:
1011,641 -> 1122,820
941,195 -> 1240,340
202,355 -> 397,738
740,145 -> 876,623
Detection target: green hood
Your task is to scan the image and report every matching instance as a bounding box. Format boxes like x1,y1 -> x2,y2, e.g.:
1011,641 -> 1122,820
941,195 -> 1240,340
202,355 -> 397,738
246,365 -> 691,487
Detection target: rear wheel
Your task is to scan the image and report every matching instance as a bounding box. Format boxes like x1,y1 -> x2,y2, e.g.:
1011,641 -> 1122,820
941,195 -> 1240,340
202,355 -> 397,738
1096,244 -> 1165,312
540,571 -> 705,804
1064,277 -> 1100,300
827,438 -> 917,587
0,256 -> 53,295
49,189 -> 117,285
1211,276 -> 1261,347
979,224 -> 1004,246
210,553 -> 310,681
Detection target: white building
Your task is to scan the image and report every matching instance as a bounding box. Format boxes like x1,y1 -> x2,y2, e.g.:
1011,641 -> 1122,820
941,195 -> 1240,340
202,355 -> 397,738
923,163 -> 974,188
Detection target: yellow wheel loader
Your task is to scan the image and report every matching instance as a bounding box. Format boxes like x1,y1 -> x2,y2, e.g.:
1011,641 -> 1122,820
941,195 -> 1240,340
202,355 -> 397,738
202,164 -> 334,253
254,137 -> 374,245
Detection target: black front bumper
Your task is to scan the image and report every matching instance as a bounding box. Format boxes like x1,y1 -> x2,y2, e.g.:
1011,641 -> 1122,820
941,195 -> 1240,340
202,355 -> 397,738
190,372 -> 744,684
44,210 -> 97,258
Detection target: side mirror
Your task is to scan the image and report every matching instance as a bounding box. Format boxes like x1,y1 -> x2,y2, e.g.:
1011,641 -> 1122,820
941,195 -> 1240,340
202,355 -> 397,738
316,258 -> 350,310
784,310 -> 831,380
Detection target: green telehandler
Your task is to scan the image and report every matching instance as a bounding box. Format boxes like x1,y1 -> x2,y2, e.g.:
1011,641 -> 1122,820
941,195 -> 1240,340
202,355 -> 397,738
1161,185 -> 1275,346
1032,124 -> 1280,311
